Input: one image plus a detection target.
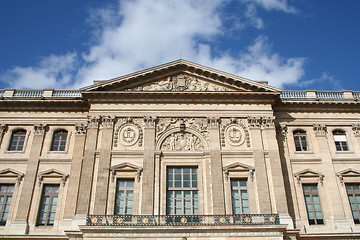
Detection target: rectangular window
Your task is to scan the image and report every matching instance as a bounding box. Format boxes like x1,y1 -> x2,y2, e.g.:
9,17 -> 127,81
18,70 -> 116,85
293,131 -> 308,151
50,131 -> 68,151
0,184 -> 14,225
37,185 -> 59,226
167,167 -> 198,215
346,183 -> 360,224
231,179 -> 249,214
9,131 -> 26,151
114,179 -> 134,215
303,184 -> 323,225
333,132 -> 348,151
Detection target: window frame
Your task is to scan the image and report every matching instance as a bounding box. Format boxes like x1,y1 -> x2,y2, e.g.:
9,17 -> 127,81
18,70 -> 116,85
293,130 -> 308,152
166,166 -> 199,215
36,184 -> 60,226
8,129 -> 27,152
50,130 -> 68,152
333,130 -> 349,152
114,179 -> 135,215
302,183 -> 324,225
345,183 -> 360,224
230,178 -> 249,214
0,184 -> 15,226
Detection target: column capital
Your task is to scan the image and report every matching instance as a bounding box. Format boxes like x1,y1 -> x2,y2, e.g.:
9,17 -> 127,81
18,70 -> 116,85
33,124 -> 47,135
352,123 -> 360,137
87,116 -> 100,129
0,124 -> 7,134
75,123 -> 87,135
143,116 -> 157,128
100,115 -> 116,129
247,116 -> 275,129
207,117 -> 220,129
313,124 -> 327,137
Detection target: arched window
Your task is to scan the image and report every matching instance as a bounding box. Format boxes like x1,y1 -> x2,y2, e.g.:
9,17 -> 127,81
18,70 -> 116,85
50,130 -> 68,151
333,130 -> 348,151
293,130 -> 308,151
8,130 -> 26,151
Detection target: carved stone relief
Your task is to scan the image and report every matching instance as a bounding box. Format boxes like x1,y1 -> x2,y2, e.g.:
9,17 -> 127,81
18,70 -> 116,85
352,123 -> 360,137
313,124 -> 327,137
128,74 -> 235,92
220,118 -> 250,147
156,118 -> 209,142
87,116 -> 100,129
247,116 -> 275,128
75,123 -> 87,135
34,124 -> 47,135
114,118 -> 143,147
161,132 -> 204,151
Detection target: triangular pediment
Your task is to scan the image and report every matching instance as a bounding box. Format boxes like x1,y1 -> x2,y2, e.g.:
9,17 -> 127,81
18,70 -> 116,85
38,169 -> 69,179
110,162 -> 142,172
0,168 -> 24,178
81,60 -> 280,93
223,162 -> 255,172
294,168 -> 323,178
337,168 -> 360,177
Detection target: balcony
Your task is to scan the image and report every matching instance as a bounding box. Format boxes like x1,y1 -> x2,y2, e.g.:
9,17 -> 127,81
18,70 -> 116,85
86,214 -> 280,226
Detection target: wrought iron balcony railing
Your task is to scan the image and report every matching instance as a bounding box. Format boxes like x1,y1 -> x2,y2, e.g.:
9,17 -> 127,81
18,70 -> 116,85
87,214 -> 280,226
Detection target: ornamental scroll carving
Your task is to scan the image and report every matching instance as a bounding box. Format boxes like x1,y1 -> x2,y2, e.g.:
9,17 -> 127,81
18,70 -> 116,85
128,74 -> 235,92
156,118 -> 209,142
114,118 -> 143,147
34,124 -> 47,135
220,118 -> 250,147
161,132 -> 204,151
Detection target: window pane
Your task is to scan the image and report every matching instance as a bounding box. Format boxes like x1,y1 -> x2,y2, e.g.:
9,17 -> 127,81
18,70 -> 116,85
51,131 -> 68,151
0,185 -> 14,225
167,167 -> 198,215
303,184 -> 323,225
231,179 -> 249,214
114,179 -> 134,215
37,185 -> 59,226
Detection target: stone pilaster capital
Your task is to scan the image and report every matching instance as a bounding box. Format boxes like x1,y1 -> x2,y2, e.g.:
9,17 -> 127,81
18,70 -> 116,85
143,116 -> 157,128
208,117 -> 220,128
247,116 -> 275,129
33,124 -> 47,135
0,124 -> 7,134
87,116 -> 100,129
276,123 -> 288,139
100,115 -> 116,129
313,124 -> 327,137
352,123 -> 360,137
75,123 -> 87,135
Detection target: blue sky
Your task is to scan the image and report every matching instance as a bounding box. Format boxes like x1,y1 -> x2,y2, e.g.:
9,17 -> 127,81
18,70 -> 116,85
0,0 -> 359,90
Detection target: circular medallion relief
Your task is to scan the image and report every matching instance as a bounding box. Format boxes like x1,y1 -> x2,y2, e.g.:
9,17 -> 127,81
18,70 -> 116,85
225,125 -> 245,146
119,125 -> 139,146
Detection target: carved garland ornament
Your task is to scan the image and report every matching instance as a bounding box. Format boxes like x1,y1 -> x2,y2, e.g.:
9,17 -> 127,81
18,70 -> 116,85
114,118 -> 143,147
221,118 -> 250,147
161,132 -> 204,151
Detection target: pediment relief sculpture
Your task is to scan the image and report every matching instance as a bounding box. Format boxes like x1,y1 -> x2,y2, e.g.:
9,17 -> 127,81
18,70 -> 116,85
127,74 -> 237,92
161,132 -> 204,151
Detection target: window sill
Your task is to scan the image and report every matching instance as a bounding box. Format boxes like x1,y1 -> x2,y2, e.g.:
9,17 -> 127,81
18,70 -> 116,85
335,151 -> 354,154
295,151 -> 314,154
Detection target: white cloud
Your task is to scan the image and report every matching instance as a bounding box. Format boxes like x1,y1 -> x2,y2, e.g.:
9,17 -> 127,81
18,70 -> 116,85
296,72 -> 343,90
1,0 -> 304,90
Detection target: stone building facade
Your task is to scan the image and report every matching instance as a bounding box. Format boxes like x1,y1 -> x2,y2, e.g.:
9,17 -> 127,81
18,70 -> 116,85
0,60 -> 360,239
